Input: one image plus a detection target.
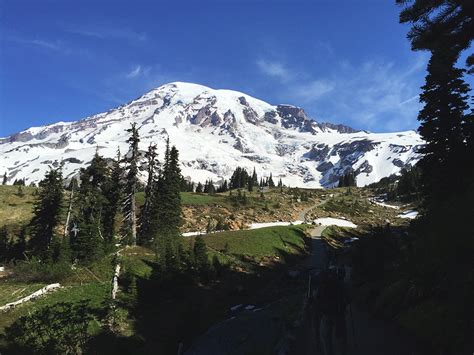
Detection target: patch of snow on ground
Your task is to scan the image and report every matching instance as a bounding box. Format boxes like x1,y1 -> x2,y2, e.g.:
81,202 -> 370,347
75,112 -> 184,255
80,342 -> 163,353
397,210 -> 419,219
314,217 -> 357,228
182,231 -> 205,237
369,198 -> 401,210
249,221 -> 304,229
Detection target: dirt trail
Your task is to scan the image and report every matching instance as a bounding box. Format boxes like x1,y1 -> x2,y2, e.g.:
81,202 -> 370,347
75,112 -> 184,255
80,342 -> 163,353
296,226 -> 421,355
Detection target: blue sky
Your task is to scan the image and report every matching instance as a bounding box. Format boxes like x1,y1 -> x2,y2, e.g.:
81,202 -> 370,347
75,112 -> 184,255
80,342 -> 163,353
0,0 -> 440,136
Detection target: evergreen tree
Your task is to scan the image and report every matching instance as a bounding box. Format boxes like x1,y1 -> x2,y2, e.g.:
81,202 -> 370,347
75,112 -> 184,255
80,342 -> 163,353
195,182 -> 203,193
0,225 -> 8,262
11,226 -> 27,261
417,48 -> 471,206
229,167 -> 250,189
397,0 -> 473,73
72,152 -> 109,262
139,144 -> 159,244
29,167 -> 64,259
206,180 -> 216,195
268,173 -> 275,188
251,167 -> 258,186
2,172 -> 7,185
123,123 -> 140,246
153,141 -> 183,268
217,179 -> 228,193
193,235 -> 209,275
338,170 -> 357,187
102,150 -> 123,244
247,175 -> 253,192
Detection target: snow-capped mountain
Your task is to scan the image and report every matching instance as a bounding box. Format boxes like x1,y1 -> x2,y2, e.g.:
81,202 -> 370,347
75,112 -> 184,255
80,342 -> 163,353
0,82 -> 423,188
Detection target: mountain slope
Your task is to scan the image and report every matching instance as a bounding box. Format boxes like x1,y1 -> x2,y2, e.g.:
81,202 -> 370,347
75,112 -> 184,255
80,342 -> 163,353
0,82 -> 423,187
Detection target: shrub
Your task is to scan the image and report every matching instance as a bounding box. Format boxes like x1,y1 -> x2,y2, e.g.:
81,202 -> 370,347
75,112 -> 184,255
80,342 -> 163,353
4,300 -> 96,354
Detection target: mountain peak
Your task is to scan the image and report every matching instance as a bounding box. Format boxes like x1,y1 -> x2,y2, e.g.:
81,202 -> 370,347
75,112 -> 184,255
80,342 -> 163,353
0,82 -> 423,188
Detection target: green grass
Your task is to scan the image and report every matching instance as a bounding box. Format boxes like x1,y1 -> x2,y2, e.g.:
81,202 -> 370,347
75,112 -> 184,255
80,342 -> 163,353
321,193 -> 370,216
136,191 -> 228,206
201,225 -> 310,262
0,185 -> 36,232
0,281 -> 46,306
0,282 -> 109,334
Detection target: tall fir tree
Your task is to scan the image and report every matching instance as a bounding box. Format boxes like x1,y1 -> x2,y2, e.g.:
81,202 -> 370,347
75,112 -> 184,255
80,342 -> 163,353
151,141 -> 184,270
268,173 -> 275,188
29,166 -> 64,260
102,150 -> 123,244
251,168 -> 258,186
397,0 -> 473,73
195,182 -> 203,193
417,48 -> 471,206
2,172 -> 7,185
72,152 -> 109,262
193,235 -> 209,276
123,123 -> 140,246
139,143 -> 159,244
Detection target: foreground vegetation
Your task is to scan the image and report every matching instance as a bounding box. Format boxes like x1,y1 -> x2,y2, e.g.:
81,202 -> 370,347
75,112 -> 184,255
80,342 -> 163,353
0,225 -> 311,353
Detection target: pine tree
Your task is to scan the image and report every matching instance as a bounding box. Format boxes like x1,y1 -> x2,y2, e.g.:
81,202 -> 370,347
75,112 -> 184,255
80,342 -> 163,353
217,179 -> 228,193
251,168 -> 258,186
417,48 -> 471,206
397,0 -> 473,72
29,167 -> 64,259
194,235 -> 209,275
0,225 -> 8,262
153,141 -> 183,269
196,182 -> 203,193
247,175 -> 253,192
103,150 -> 123,244
2,172 -> 7,185
139,143 -> 159,244
123,123 -> 140,246
11,226 -> 27,261
268,173 -> 275,188
72,152 -> 109,262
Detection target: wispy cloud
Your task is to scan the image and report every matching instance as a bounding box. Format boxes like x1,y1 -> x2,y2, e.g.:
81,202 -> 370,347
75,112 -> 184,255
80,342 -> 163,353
29,39 -> 62,51
66,27 -> 147,43
126,65 -> 142,78
289,80 -> 334,103
256,59 -> 292,81
125,65 -> 152,79
7,36 -> 66,52
256,53 -> 428,132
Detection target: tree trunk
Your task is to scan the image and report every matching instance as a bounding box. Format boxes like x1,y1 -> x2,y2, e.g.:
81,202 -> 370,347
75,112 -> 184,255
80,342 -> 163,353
131,187 -> 137,245
64,185 -> 74,237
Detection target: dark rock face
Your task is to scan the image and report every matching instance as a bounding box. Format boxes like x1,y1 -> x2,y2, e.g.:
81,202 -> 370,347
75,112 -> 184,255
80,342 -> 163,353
277,105 -> 314,132
392,158 -> 405,168
64,157 -> 83,164
242,107 -> 259,125
191,105 -> 213,125
5,131 -> 34,143
305,143 -> 330,161
317,161 -> 334,172
275,143 -> 298,157
264,111 -> 278,124
238,96 -> 249,106
317,122 -> 359,134
389,144 -> 410,154
242,154 -> 271,163
355,160 -> 373,175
